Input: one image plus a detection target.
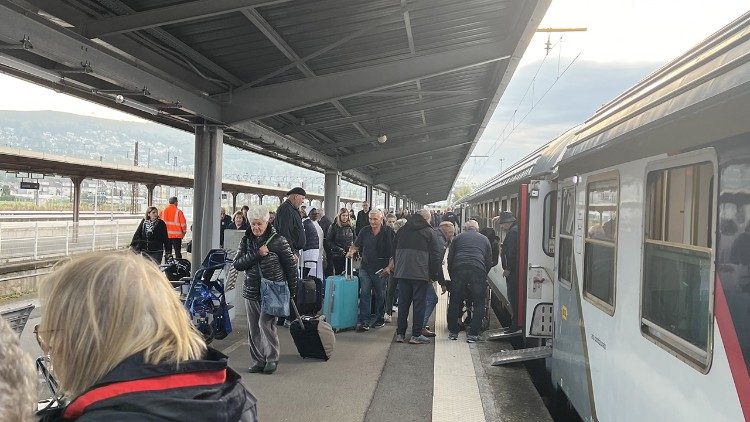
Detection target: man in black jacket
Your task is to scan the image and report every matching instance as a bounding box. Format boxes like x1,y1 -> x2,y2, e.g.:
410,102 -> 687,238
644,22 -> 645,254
347,210 -> 394,331
497,211 -> 521,335
355,201 -> 371,236
447,219 -> 493,342
392,209 -> 444,344
274,187 -> 306,252
273,187 -> 306,327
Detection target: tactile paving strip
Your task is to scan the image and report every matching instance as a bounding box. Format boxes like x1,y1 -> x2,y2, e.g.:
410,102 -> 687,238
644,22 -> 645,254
432,291 -> 486,422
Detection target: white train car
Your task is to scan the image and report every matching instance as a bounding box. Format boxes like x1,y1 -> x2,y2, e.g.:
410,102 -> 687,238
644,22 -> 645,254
459,12 -> 750,421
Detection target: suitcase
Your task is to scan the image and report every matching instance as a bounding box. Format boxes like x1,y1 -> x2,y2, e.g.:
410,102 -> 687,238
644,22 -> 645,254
289,301 -> 335,360
298,260 -> 324,315
323,258 -> 359,332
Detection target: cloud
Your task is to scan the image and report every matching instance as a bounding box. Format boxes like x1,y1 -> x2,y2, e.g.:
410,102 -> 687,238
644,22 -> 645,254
462,60 -> 662,182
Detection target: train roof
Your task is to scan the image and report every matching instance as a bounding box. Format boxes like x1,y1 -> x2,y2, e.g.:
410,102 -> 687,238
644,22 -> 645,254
460,11 -> 750,205
459,125 -> 578,203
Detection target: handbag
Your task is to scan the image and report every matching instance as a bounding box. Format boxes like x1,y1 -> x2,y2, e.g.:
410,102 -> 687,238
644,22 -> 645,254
257,234 -> 291,317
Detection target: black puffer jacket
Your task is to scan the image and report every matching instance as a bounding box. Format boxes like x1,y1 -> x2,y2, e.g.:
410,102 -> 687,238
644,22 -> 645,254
325,218 -> 355,257
234,225 -> 298,301
40,348 -> 257,421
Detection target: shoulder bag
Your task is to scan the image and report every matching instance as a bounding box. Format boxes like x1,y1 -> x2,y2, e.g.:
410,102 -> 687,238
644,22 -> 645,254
258,234 -> 290,317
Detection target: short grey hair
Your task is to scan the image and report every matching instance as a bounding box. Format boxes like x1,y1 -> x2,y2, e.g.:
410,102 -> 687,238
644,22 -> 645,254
464,219 -> 479,230
385,213 -> 396,220
246,205 -> 270,223
417,209 -> 431,221
0,317 -> 37,422
394,218 -> 407,232
369,209 -> 383,218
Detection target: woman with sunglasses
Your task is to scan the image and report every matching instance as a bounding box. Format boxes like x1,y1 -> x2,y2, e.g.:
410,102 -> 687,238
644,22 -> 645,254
35,251 -> 258,421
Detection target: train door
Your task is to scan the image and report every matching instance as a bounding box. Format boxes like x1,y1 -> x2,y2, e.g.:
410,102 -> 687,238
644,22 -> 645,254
524,180 -> 556,338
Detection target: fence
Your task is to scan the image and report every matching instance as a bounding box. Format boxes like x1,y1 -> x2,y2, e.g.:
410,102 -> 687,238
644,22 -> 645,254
0,220 -> 192,262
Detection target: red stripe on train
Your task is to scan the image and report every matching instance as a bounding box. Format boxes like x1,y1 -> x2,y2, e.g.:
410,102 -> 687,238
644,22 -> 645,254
715,274 -> 750,420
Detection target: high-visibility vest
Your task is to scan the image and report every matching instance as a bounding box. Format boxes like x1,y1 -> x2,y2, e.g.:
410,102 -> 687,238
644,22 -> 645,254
160,204 -> 187,239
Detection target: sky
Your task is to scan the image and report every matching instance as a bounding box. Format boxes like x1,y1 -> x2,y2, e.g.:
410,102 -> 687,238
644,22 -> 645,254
462,0 -> 749,185
0,1 -> 747,192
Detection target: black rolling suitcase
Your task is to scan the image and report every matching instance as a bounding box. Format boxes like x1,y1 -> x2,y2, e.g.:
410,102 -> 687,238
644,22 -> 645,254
297,260 -> 324,315
289,301 -> 335,360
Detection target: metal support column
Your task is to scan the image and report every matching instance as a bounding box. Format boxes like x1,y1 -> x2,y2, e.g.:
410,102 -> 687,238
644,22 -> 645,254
258,194 -> 264,205
365,184 -> 373,206
324,170 -> 341,222
384,193 -> 390,212
193,125 -> 223,273
71,177 -> 83,224
231,192 -> 238,212
146,184 -> 156,207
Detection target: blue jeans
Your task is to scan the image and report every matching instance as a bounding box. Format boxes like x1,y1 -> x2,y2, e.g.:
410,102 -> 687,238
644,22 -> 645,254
358,268 -> 385,325
396,278 -> 428,337
423,283 -> 438,327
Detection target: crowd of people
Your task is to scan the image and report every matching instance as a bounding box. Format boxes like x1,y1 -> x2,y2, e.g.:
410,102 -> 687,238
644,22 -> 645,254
1,184 -> 522,421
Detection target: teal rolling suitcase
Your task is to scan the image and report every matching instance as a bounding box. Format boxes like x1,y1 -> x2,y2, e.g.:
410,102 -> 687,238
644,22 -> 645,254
323,258 -> 359,332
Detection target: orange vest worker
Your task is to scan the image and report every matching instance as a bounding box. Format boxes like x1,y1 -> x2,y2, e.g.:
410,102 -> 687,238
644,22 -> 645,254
160,203 -> 187,239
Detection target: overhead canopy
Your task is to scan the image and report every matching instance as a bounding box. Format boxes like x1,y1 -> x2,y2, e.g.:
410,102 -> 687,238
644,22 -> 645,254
0,0 -> 549,203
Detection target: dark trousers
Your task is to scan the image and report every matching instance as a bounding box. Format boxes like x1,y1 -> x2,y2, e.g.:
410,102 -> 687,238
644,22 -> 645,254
143,250 -> 163,265
331,256 -> 346,275
506,270 -> 519,331
448,267 -> 488,336
384,275 -> 398,316
396,278 -> 428,337
166,238 -> 183,259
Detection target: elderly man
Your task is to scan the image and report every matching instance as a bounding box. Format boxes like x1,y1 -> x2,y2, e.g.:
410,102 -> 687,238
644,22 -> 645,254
392,209 -> 444,344
274,187 -> 306,252
496,211 -> 521,335
447,219 -> 493,342
347,209 -> 394,331
355,201 -> 371,237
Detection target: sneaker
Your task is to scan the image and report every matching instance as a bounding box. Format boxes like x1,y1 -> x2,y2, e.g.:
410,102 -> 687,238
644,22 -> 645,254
409,335 -> 431,344
363,324 -> 371,331
372,321 -> 385,329
248,364 -> 265,373
392,305 -> 398,313
262,361 -> 278,374
448,332 -> 459,341
384,314 -> 392,323
466,335 -> 483,343
395,334 -> 405,343
421,327 -> 436,337
356,323 -> 366,332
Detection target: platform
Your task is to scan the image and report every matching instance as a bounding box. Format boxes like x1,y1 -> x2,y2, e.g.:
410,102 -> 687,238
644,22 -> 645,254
11,291 -> 552,421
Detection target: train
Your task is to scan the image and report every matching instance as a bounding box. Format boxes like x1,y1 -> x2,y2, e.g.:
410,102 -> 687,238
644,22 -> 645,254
457,11 -> 750,421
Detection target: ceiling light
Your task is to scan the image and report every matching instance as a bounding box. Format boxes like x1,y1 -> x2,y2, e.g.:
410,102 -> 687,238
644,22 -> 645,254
114,94 -> 160,116
377,134 -> 388,144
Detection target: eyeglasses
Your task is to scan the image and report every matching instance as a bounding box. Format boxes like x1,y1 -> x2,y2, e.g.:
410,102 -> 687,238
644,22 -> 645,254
33,324 -> 57,354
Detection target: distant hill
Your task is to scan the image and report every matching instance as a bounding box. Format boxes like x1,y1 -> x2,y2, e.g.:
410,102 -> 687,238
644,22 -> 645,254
0,110 -> 354,194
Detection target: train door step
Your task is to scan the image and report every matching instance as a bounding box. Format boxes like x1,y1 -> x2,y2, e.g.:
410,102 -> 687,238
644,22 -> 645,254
485,328 -> 523,341
490,345 -> 552,366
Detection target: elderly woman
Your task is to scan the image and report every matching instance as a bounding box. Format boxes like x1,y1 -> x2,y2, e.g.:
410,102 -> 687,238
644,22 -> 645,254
233,205 -> 297,375
325,208 -> 356,275
130,206 -> 169,264
35,252 -> 257,420
228,210 -> 250,230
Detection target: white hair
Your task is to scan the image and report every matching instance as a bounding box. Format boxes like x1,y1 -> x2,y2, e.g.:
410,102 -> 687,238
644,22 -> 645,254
0,317 -> 38,422
246,205 -> 270,222
464,219 -> 479,230
417,209 -> 431,221
394,218 -> 407,232
369,209 -> 383,218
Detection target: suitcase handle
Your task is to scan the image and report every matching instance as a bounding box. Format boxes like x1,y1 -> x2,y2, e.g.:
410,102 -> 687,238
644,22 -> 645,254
345,257 -> 353,280
290,299 -> 305,327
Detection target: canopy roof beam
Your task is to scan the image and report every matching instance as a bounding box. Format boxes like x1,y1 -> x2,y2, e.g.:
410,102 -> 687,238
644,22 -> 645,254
374,164 -> 461,185
79,0 -> 293,39
320,122 -> 476,152
223,43 -> 511,123
337,137 -> 472,170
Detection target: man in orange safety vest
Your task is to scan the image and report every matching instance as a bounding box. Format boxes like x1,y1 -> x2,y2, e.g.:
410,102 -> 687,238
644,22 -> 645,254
159,196 -> 188,259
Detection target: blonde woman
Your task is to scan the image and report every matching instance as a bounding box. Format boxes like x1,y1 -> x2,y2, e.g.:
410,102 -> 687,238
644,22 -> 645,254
36,252 -> 257,421
324,208 -> 356,275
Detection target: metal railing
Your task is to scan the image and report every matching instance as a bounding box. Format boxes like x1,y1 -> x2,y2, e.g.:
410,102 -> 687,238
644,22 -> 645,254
0,219 -> 192,262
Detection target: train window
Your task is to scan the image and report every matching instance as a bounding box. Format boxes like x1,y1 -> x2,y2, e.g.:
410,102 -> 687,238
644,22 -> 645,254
583,175 -> 619,315
558,187 -> 575,288
510,196 -> 518,216
642,161 -> 714,369
543,191 -> 557,256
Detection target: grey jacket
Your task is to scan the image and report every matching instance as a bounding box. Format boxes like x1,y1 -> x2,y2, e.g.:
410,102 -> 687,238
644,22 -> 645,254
393,214 -> 444,281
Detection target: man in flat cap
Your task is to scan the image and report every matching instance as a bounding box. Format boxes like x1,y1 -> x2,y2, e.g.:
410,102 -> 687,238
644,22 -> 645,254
274,186 -> 306,327
274,187 -> 307,253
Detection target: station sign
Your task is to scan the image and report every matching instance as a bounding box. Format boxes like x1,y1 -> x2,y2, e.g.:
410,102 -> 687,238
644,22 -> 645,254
20,181 -> 40,190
